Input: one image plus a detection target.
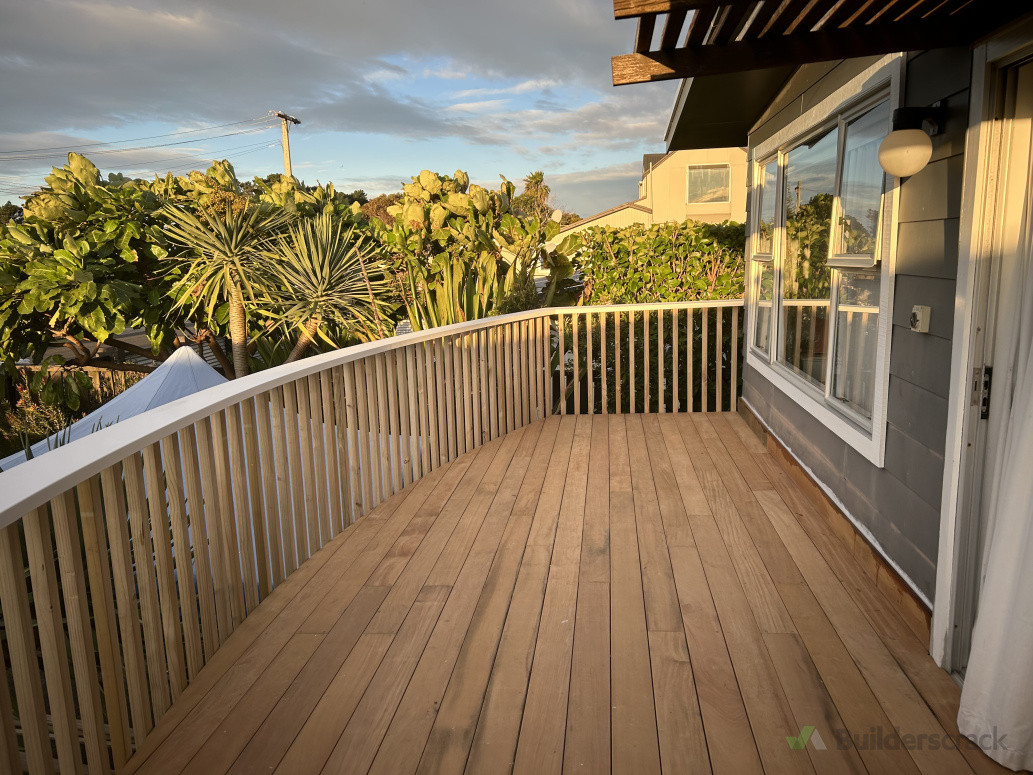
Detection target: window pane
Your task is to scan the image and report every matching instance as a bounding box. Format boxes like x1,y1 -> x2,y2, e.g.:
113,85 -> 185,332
687,165 -> 730,204
755,160 -> 778,254
832,272 -> 880,417
753,262 -> 774,353
781,127 -> 837,386
836,102 -> 890,258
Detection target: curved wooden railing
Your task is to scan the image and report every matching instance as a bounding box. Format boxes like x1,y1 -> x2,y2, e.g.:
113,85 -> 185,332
0,300 -> 742,774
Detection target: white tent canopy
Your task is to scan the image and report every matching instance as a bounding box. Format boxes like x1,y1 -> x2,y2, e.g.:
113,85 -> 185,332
1,347 -> 227,471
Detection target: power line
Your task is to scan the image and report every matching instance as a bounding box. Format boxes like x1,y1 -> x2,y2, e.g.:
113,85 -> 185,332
0,116 -> 277,157
0,125 -> 278,163
0,141 -> 279,198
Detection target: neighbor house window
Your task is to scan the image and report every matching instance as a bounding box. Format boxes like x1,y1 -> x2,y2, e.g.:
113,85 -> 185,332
686,164 -> 730,204
749,95 -> 892,428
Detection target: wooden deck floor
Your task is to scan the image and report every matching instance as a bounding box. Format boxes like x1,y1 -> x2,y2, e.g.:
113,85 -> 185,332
124,413 -> 1007,775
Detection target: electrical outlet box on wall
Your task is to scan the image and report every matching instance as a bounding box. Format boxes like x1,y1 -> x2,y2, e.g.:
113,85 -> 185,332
910,305 -> 931,333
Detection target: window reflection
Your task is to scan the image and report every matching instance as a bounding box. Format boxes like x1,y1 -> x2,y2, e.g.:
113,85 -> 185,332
835,103 -> 890,259
756,161 -> 778,254
781,127 -> 838,386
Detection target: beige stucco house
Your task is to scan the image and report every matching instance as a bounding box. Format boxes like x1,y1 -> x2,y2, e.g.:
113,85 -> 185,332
560,146 -> 747,237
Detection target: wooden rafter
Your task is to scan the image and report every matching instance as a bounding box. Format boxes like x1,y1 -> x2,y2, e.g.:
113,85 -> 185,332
612,0 -> 1031,85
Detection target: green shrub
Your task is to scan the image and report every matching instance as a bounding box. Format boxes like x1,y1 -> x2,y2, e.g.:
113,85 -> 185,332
577,219 -> 746,304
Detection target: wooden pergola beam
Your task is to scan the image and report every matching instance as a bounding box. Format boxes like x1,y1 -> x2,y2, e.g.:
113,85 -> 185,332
614,0 -> 727,21
612,16 -> 974,84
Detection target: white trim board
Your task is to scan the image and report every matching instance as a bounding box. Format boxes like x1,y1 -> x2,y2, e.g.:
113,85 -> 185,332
931,18 -> 1033,670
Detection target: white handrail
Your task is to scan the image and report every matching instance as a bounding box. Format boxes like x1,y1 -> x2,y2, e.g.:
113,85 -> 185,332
0,302 -> 742,527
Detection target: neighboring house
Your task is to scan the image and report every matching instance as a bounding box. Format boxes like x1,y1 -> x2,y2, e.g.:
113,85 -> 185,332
559,147 -> 746,238
615,3 -> 1033,769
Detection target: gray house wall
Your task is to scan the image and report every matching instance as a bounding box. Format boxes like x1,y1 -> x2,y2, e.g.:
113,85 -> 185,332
742,49 -> 972,600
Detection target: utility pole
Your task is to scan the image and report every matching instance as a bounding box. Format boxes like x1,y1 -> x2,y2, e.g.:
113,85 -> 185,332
274,111 -> 300,178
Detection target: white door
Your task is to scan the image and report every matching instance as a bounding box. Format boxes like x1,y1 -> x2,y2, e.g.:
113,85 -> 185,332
954,58 -> 1033,674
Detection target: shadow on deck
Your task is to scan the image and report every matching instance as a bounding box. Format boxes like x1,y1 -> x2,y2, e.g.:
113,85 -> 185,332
123,413 -> 1003,775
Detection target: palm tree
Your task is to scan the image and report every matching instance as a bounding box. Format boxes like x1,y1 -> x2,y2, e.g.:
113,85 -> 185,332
163,203 -> 289,378
256,213 -> 390,363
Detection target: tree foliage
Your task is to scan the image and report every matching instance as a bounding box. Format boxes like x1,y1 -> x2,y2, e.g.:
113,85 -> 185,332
372,170 -> 580,330
577,219 -> 746,304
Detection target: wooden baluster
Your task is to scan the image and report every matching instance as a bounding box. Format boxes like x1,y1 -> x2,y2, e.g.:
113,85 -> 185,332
343,363 -> 367,520
223,409 -> 261,613
480,329 -> 492,439
77,476 -> 132,765
0,522 -> 52,773
587,313 -> 595,414
400,347 -> 416,487
615,312 -> 622,413
434,339 -> 448,465
502,324 -> 514,431
443,338 -> 458,460
254,393 -> 285,584
658,309 -> 665,412
644,309 -> 651,413
281,382 -> 309,557
717,306 -> 724,412
0,634 -> 22,774
629,311 -> 636,412
384,351 -> 403,494
98,463 -> 155,739
573,313 -> 581,415
545,317 -> 554,418
50,490 -> 109,773
470,333 -> 482,446
320,372 -> 344,535
267,388 -> 298,572
414,344 -> 433,474
23,506 -> 82,772
686,308 -> 694,413
488,327 -> 500,437
559,314 -> 567,416
600,312 -> 608,414
732,306 -> 740,411
156,436 -> 204,680
360,358 -> 382,507
177,426 -> 222,656
195,418 -> 238,640
463,333 -> 475,450
701,307 -> 709,413
422,341 -> 440,471
141,443 -> 191,694
673,308 -> 680,411
331,368 -> 355,527
123,452 -> 174,712
375,355 -> 394,499
808,305 -> 819,382
241,398 -> 272,596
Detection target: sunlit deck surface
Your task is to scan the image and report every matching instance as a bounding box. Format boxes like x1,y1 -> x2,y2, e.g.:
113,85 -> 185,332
124,413 -> 1001,775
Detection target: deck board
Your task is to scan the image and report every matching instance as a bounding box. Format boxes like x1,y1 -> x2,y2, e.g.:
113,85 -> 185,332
126,413 -> 1008,775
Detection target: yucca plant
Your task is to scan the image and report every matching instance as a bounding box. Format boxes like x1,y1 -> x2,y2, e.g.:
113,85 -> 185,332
256,212 -> 390,363
163,203 -> 290,378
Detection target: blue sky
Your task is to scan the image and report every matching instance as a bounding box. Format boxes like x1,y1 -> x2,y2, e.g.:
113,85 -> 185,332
0,0 -> 679,216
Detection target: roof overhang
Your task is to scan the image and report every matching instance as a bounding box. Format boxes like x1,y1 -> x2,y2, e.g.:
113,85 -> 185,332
613,1 -> 1033,149
664,66 -> 794,150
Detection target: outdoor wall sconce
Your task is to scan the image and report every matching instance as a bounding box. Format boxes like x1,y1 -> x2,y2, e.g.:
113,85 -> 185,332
878,105 -> 946,178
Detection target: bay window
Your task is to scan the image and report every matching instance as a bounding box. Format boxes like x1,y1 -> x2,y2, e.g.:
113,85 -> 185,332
748,91 -> 893,457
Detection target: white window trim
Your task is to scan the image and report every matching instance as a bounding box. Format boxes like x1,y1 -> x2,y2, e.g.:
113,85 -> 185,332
686,163 -> 731,205
745,54 -> 903,467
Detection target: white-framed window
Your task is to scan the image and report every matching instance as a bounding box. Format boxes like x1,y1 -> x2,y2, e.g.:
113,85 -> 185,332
686,163 -> 731,204
746,56 -> 901,466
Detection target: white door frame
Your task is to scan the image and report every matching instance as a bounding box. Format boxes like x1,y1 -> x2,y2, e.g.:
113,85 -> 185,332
931,17 -> 1033,669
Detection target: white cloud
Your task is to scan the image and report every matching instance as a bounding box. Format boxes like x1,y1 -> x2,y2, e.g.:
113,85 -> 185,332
445,99 -> 511,114
451,79 -> 561,100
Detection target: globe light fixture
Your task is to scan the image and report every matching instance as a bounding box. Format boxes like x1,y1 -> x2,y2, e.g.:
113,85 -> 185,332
878,106 -> 945,178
